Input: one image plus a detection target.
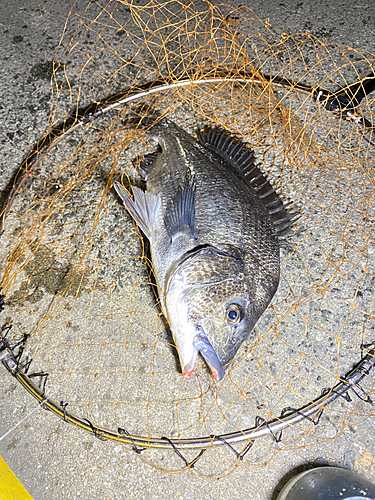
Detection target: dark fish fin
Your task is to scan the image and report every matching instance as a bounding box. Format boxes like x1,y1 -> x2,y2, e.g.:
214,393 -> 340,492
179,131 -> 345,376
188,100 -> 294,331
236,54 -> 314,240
114,182 -> 160,239
198,128 -> 257,177
138,150 -> 160,179
198,127 -> 297,241
164,170 -> 196,240
250,173 -> 299,242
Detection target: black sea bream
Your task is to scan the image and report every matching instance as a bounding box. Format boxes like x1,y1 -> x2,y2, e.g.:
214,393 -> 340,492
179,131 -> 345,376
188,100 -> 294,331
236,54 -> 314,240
114,117 -> 294,381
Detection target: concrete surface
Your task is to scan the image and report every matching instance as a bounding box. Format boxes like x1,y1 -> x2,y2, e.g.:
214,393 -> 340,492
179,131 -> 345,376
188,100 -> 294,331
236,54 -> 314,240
1,1 -> 375,499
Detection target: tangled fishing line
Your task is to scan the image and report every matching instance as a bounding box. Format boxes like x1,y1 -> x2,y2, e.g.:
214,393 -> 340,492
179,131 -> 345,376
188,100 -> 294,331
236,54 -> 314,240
0,0 -> 375,478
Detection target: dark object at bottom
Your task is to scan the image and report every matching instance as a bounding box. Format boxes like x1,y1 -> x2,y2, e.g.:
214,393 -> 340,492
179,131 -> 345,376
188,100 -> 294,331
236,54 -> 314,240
277,466 -> 375,500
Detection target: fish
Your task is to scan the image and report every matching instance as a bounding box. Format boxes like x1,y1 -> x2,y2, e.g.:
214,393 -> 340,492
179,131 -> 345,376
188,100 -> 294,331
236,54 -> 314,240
114,112 -> 295,381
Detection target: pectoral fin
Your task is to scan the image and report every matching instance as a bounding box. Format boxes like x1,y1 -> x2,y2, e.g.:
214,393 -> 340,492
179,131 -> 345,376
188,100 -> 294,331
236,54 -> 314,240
164,170 -> 196,241
114,182 -> 160,239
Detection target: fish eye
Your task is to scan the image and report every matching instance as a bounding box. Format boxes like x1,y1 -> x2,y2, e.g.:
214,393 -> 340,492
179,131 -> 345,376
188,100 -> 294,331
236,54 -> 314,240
226,304 -> 243,324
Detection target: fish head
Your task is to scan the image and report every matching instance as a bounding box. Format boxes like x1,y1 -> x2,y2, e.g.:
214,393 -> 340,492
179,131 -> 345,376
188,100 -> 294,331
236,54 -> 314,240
164,247 -> 279,381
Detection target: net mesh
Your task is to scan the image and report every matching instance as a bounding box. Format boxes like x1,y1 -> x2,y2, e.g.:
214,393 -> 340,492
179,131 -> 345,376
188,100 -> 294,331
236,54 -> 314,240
0,0 -> 375,478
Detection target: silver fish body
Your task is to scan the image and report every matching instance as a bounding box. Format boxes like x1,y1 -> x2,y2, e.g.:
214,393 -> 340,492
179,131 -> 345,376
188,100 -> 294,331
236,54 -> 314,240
115,118 -> 293,380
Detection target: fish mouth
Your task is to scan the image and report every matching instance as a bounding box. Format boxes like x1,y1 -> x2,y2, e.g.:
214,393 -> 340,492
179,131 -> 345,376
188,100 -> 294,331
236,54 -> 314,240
183,328 -> 226,382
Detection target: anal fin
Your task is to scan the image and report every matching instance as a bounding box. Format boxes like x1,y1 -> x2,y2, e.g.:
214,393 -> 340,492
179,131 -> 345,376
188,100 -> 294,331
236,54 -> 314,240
138,149 -> 160,179
114,182 -> 160,239
164,170 -> 196,241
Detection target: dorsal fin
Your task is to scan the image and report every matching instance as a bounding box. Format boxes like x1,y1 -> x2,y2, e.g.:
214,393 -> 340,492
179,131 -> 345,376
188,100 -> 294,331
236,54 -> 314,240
198,128 -> 298,241
198,128 -> 257,177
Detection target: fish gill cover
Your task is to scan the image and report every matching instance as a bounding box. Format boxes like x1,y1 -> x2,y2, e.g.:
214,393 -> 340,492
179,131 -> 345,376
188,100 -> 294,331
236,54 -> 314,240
0,0 -> 374,478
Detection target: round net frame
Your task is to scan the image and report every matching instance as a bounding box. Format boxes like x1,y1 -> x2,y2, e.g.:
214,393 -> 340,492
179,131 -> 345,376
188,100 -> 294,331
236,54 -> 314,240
0,0 -> 375,478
